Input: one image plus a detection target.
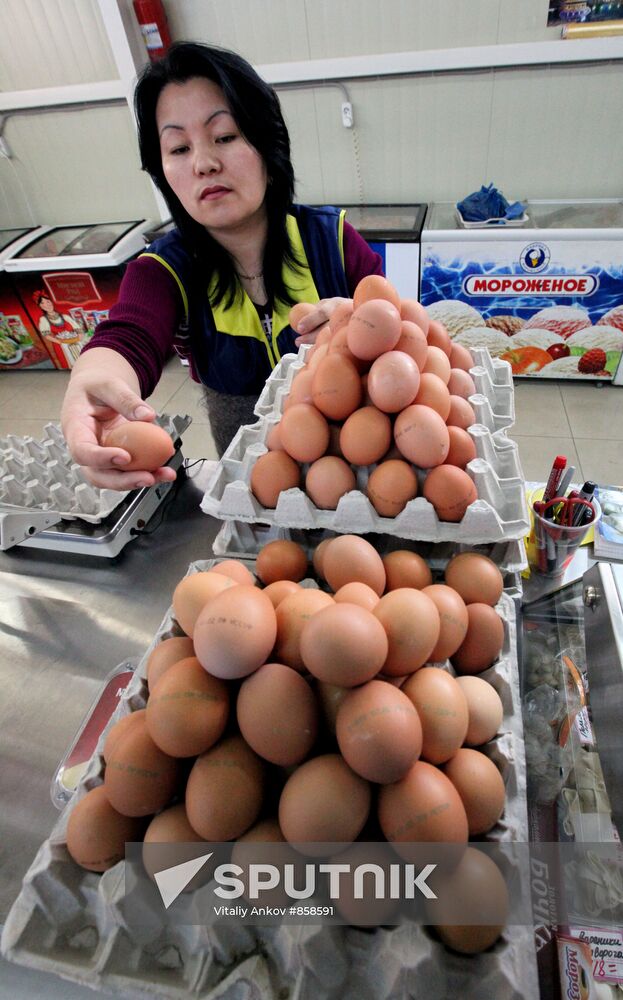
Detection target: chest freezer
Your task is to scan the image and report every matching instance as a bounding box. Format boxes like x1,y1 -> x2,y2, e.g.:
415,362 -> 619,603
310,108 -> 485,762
0,226 -> 55,372
4,220 -> 157,370
420,199 -> 623,385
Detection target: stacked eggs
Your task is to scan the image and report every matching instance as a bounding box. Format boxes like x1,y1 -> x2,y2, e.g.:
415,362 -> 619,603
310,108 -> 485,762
66,540 -> 510,954
250,276 -> 481,522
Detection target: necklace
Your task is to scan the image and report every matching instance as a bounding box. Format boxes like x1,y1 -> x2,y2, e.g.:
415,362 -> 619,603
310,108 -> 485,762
237,270 -> 264,280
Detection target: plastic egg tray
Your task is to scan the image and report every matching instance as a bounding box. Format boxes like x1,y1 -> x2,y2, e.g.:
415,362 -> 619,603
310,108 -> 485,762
2,564 -> 538,1000
200,413 -> 528,544
254,346 -> 515,435
0,415 -> 190,523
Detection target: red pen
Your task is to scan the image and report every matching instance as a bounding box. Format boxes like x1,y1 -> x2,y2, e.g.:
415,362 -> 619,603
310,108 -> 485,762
542,456 -> 567,503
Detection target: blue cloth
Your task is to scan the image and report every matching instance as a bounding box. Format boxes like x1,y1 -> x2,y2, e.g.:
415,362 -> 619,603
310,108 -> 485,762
457,184 -> 525,222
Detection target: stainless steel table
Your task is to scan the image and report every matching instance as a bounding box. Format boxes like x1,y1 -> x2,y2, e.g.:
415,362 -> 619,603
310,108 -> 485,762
0,464 -> 219,925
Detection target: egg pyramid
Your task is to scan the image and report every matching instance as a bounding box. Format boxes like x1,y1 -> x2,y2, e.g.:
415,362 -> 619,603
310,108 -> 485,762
58,276 -> 529,974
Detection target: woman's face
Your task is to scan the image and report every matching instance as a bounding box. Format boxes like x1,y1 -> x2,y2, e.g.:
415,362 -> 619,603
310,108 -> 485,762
40,296 -> 54,313
156,77 -> 268,238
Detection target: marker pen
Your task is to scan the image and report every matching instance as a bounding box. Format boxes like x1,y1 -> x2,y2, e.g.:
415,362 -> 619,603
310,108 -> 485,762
542,456 -> 567,503
571,481 -> 597,526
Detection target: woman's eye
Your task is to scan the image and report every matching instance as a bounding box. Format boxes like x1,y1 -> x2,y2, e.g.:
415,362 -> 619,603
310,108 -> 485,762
216,134 -> 237,144
169,145 -> 189,155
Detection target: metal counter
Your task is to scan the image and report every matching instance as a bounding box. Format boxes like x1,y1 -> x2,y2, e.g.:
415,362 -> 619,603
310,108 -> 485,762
0,464 -> 219,925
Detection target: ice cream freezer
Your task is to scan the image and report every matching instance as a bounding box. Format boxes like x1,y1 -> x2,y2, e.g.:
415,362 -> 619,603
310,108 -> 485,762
420,199 -> 623,385
327,203 -> 427,301
2,219 -> 159,370
0,226 -> 56,372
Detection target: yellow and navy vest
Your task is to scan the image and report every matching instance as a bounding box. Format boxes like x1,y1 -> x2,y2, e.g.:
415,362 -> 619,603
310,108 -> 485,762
141,204 -> 349,395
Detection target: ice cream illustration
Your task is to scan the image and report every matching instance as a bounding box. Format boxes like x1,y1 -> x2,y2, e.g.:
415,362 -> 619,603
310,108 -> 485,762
523,305 -> 591,339
567,325 -> 623,352
426,299 -> 483,337
507,328 -> 566,351
597,305 -> 623,333
453,326 -> 510,357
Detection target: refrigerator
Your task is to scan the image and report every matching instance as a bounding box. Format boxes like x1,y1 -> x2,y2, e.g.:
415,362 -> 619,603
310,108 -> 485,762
4,220 -> 157,370
0,227 -> 55,372
420,199 -> 623,385
325,203 -> 427,301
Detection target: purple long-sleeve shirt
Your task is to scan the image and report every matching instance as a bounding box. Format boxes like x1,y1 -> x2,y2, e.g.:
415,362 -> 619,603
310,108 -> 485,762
83,221 -> 383,399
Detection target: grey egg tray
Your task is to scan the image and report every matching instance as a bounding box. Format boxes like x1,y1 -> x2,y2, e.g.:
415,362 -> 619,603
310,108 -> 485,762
0,415 -> 191,523
254,346 -> 515,435
2,569 -> 538,1000
200,412 -> 528,544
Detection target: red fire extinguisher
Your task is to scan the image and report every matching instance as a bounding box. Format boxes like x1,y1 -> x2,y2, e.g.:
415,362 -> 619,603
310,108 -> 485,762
132,0 -> 171,63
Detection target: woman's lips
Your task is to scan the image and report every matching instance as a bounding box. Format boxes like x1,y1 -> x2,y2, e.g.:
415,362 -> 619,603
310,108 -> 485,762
200,186 -> 230,201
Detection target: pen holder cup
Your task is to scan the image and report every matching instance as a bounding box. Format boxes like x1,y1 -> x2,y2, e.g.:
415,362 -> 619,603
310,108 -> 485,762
529,498 -> 601,578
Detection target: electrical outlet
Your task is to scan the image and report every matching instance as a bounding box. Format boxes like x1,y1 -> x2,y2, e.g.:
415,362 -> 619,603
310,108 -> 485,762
341,102 -> 354,128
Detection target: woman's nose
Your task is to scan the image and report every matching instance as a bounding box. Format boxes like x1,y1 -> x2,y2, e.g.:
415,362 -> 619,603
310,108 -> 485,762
193,141 -> 220,176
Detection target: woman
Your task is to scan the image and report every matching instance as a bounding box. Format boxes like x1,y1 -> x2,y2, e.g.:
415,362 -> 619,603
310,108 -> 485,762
61,42 -> 382,490
34,291 -> 82,368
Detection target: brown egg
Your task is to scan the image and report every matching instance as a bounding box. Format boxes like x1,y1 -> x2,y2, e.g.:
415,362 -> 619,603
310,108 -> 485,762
413,372 -> 452,420
209,559 -> 256,586
312,537 -> 333,579
305,455 -> 356,509
423,465 -> 478,522
327,326 -> 369,374
424,847 -> 508,953
279,402 -> 329,463
193,585 -> 277,680
394,404 -> 450,469
449,342 -> 475,372
311,353 -> 363,420
186,735 -> 264,841
423,345 -> 452,383
103,710 -> 146,764
443,748 -> 505,835
445,426 -> 477,469
444,552 -> 504,607
378,759 -> 468,845
315,681 -> 349,733
329,300 -> 354,334
103,421 -> 174,471
426,319 -> 453,356
145,656 -> 229,757
322,535 -> 386,595
285,368 -> 314,408
146,636 -> 195,689
382,550 -> 433,591
300,602 -> 389,686
250,450 -> 300,508
172,572 -> 236,637
331,841 -> 401,927
446,395 -> 476,430
421,584 -> 469,660
237,662 -> 318,766
451,604 -> 505,675
104,716 -> 179,817
353,274 -> 401,310
333,581 -> 379,612
395,320 -> 428,369
400,298 -> 430,335
262,579 -> 301,608
142,804 -> 207,888
456,675 -> 504,746
367,351 -> 421,413
289,301 -> 316,331
265,421 -> 284,450
230,818 -> 292,908
274,588 -> 335,670
305,341 -> 329,370
255,540 -> 308,584
339,406 -> 392,466
66,785 -> 145,872
336,679 -> 422,783
347,299 -> 402,361
366,459 -> 418,517
278,754 -> 371,853
374,589 -> 440,676
402,667 -> 469,763
447,368 -> 477,399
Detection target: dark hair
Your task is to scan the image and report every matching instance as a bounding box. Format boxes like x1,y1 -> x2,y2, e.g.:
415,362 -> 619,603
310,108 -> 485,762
135,41 -> 300,308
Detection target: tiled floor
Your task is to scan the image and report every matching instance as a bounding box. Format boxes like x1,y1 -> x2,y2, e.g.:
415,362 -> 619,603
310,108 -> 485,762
0,361 -> 622,488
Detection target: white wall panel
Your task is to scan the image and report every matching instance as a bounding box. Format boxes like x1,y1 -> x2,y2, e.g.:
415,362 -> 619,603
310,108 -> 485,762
0,106 -> 159,227
497,0 -> 559,43
0,0 -> 116,90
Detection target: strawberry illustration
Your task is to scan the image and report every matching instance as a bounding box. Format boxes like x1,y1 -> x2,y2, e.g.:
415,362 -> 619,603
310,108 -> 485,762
578,349 -> 607,374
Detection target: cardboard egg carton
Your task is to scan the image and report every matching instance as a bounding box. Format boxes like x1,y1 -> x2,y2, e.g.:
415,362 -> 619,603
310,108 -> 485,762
0,415 -> 191,523
2,569 -> 538,1000
254,346 -> 515,433
200,415 -> 528,544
